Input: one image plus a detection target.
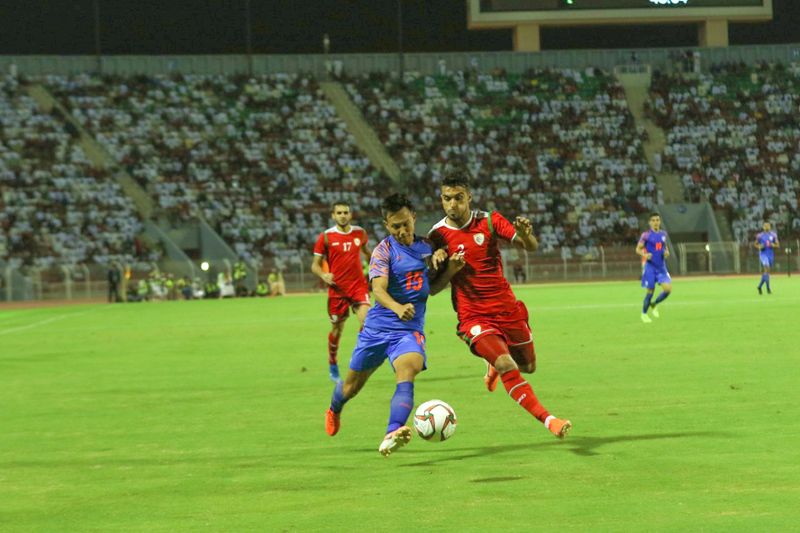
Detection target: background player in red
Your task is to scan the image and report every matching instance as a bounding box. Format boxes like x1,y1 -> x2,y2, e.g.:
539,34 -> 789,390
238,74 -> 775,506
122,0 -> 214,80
311,201 -> 372,382
428,173 -> 572,439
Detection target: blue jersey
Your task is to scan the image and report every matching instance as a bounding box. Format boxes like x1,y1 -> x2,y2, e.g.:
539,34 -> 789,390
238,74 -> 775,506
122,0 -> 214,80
756,231 -> 778,258
639,230 -> 669,269
364,235 -> 433,333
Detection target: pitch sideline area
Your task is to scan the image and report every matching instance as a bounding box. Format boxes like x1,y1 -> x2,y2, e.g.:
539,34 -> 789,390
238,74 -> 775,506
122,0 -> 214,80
1,277 -> 798,530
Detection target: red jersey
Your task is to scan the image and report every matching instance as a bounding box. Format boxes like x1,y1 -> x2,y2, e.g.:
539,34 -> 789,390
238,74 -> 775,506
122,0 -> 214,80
428,210 -> 518,321
313,225 -> 369,297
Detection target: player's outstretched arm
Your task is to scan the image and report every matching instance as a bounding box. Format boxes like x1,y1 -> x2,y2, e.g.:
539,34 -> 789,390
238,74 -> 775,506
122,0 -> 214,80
311,254 -> 334,286
372,276 -> 415,321
430,251 -> 466,296
512,216 -> 538,252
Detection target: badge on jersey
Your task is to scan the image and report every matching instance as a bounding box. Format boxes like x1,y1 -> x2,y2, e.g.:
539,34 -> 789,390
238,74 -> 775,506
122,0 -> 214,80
354,238 -> 361,246
473,234 -> 485,246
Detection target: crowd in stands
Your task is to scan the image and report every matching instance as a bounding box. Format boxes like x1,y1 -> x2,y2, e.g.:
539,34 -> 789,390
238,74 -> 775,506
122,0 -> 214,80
45,73 -> 391,268
0,74 -> 155,270
346,67 -> 660,253
648,62 -> 800,243
6,62 -> 797,286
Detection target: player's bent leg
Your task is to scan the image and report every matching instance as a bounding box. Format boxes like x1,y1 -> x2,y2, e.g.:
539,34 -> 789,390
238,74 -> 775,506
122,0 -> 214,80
491,350 -> 571,438
326,367 -> 377,436
642,289 -> 655,322
472,333 -> 509,391
328,320 -> 346,382
651,282 -> 671,318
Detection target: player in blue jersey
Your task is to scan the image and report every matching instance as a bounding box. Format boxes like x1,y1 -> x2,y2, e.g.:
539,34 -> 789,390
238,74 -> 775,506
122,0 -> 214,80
324,193 -> 465,456
754,222 -> 780,295
636,213 -> 672,323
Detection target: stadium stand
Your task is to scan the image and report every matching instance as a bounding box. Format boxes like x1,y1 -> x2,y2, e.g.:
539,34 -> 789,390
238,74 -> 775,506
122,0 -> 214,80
45,73 -> 392,267
0,75 -> 154,269
648,62 -> 800,242
345,68 -> 662,253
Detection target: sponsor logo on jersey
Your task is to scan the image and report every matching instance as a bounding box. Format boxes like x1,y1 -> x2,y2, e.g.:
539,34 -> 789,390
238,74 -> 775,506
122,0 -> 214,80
332,242 -> 340,246
473,233 -> 485,246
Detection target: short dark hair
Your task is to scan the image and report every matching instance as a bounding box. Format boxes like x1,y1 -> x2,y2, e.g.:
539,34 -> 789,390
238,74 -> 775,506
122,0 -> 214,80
331,201 -> 350,212
441,170 -> 470,191
649,212 -> 661,219
381,193 -> 414,219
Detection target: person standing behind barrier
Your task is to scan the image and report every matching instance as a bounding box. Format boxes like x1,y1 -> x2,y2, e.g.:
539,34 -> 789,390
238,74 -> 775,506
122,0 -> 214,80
108,263 -> 121,303
268,268 -> 286,296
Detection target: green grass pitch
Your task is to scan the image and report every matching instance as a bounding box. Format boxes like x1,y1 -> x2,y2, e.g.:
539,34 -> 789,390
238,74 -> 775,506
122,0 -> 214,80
1,277 -> 799,531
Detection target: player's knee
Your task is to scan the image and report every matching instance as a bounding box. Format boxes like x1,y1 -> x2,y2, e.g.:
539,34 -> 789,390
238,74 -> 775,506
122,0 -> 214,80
494,354 -> 517,374
520,359 -> 536,373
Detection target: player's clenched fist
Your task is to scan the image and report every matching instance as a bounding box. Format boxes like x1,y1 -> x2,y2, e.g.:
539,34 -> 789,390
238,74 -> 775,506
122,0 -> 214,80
394,303 -> 416,321
430,248 -> 448,270
513,216 -> 533,236
448,251 -> 466,273
321,272 -> 335,286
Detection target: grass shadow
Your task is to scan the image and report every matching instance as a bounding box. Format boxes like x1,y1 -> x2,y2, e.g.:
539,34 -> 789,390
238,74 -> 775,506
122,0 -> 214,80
400,430 -> 730,467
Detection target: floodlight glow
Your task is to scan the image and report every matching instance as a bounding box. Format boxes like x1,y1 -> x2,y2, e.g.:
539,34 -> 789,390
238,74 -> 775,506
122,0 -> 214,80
704,244 -> 711,252
200,261 -> 210,271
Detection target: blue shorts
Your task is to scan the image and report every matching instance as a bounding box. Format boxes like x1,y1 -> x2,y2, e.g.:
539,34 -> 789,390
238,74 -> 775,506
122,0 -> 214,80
759,253 -> 774,268
641,263 -> 671,289
348,326 -> 427,372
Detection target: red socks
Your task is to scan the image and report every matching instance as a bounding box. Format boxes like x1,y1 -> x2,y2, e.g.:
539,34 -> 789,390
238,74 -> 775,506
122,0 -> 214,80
328,332 -> 339,365
501,369 -> 550,424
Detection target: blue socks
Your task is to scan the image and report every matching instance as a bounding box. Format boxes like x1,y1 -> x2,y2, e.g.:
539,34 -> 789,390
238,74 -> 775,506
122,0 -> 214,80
654,291 -> 670,305
330,380 -> 415,432
387,381 -> 414,434
758,273 -> 770,291
642,292 -> 654,314
330,381 -> 348,414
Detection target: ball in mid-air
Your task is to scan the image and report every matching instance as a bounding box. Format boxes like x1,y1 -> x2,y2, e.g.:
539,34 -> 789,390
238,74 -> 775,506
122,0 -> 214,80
413,399 -> 457,441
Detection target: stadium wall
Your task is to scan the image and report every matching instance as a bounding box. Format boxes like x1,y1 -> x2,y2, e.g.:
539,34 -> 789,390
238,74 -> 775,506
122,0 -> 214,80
1,43 -> 799,76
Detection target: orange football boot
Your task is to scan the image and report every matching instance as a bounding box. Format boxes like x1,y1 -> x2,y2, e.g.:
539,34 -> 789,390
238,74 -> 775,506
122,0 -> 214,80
547,417 -> 572,439
484,363 -> 500,392
325,408 -> 340,436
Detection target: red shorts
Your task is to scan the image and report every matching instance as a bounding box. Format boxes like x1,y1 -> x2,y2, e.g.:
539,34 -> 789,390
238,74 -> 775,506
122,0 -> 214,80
456,300 -> 533,354
328,282 -> 370,323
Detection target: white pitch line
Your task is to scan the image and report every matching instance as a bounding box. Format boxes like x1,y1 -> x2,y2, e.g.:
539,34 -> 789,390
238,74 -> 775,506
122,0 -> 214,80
0,309 -> 94,337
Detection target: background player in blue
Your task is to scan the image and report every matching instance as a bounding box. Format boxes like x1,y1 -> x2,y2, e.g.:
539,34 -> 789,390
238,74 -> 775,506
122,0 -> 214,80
324,193 -> 465,456
636,213 -> 672,323
754,222 -> 780,295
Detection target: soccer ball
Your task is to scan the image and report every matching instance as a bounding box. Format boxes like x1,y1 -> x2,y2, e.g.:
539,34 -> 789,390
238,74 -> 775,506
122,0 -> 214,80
413,399 -> 457,441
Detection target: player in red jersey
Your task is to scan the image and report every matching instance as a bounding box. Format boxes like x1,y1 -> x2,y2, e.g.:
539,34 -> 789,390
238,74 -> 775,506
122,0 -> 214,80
428,174 -> 572,439
312,201 -> 372,382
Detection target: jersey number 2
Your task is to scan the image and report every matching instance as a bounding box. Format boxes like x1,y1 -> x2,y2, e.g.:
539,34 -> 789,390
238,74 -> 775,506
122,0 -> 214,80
404,271 -> 423,291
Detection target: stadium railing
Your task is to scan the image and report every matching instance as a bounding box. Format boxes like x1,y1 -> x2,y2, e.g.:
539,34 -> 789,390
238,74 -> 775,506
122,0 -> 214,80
3,241 -> 798,302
